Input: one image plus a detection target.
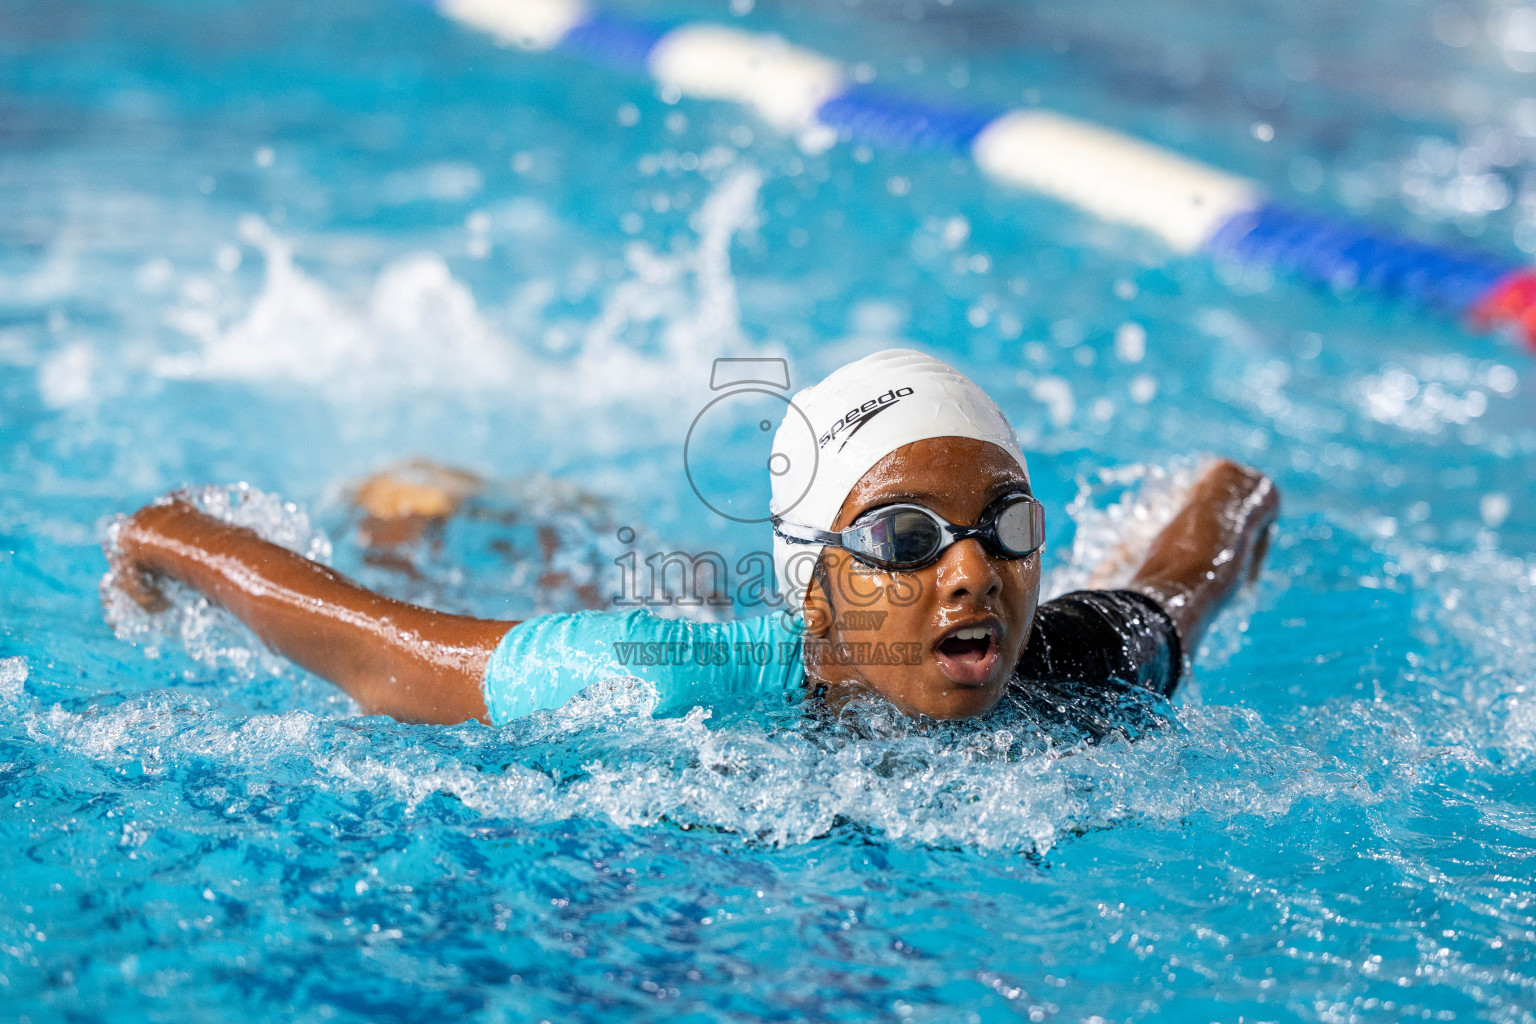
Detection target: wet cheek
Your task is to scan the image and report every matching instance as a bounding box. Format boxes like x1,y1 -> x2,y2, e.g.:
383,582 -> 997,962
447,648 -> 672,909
870,602 -> 920,638
1004,566 -> 1039,639
1012,559 -> 1041,596
827,572 -> 908,637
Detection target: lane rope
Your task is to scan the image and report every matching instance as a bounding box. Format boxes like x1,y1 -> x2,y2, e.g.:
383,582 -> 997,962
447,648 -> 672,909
422,0 -> 1536,349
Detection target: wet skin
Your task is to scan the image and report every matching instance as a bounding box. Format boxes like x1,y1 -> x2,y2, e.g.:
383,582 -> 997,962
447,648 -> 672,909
113,448 -> 1278,726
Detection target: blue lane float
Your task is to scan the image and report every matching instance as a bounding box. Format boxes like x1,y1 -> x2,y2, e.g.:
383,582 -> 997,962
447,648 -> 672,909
815,88 -> 998,152
427,0 -> 1536,348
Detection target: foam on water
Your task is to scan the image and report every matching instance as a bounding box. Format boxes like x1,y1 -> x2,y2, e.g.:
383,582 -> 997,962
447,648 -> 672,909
18,676 -> 1384,854
0,657 -> 28,705
84,466 -> 1372,854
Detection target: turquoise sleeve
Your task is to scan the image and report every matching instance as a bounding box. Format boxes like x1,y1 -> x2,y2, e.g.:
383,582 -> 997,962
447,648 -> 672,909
481,608 -> 804,725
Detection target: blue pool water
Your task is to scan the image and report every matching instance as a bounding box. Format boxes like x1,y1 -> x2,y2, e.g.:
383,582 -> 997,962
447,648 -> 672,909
5,0 -> 1536,1020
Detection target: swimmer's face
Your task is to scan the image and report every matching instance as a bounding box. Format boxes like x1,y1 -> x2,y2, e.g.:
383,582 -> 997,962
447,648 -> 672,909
802,437 -> 1041,719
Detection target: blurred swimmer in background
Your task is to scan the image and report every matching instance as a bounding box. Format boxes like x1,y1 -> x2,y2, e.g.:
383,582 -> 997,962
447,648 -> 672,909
343,459 -> 612,611
107,349 -> 1278,727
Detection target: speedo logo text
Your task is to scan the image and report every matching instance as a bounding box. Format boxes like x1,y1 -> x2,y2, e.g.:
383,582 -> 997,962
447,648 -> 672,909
818,387 -> 915,450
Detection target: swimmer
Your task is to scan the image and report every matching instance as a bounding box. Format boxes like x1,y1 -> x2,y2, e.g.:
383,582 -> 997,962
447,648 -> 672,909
107,349 -> 1279,726
343,459 -> 610,609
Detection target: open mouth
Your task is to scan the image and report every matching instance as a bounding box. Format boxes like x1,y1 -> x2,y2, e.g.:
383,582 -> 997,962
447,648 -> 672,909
931,622 -> 1001,686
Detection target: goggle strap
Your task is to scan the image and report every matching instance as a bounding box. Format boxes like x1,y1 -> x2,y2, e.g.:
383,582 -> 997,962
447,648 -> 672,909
770,517 -> 842,547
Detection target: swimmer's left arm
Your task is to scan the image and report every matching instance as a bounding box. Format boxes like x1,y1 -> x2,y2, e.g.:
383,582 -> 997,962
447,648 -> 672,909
1125,459 -> 1280,652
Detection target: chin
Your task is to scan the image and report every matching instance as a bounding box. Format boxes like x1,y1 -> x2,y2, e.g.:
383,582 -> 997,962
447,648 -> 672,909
910,682 -> 1006,720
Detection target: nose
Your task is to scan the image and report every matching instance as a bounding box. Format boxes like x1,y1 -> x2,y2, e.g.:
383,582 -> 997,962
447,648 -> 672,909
934,538 -> 1002,602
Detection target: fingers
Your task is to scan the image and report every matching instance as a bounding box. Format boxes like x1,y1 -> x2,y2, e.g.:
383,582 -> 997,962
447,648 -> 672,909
109,500 -> 200,612
118,565 -> 172,613
104,540 -> 170,613
1198,459 -> 1280,526
119,500 -> 195,557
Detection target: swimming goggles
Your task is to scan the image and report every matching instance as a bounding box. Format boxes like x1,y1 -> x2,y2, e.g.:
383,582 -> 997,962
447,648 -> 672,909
772,492 -> 1045,572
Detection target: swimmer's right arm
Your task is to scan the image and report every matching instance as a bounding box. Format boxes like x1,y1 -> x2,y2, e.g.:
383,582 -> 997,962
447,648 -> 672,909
111,500 -> 513,725
1126,459 -> 1280,651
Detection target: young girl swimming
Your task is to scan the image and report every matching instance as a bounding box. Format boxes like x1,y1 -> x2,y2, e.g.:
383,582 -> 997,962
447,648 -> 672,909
107,349 -> 1279,726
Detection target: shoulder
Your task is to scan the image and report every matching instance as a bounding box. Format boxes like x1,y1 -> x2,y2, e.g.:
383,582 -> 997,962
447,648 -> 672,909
1015,589 -> 1182,697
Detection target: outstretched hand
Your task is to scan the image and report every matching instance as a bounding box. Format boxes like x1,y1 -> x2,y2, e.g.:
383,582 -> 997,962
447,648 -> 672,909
105,500 -> 197,613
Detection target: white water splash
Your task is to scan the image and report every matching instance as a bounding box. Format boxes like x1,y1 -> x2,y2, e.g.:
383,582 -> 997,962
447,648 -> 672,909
152,166 -> 770,414
25,672 -> 1379,853
73,461 -> 1375,853
1046,457 -> 1210,598
1045,457 -> 1272,685
70,468 -> 1536,854
157,217 -> 520,394
0,657 -> 28,704
564,165 -> 771,407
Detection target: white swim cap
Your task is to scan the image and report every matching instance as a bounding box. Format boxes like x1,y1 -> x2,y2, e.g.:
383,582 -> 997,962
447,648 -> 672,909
768,348 -> 1029,609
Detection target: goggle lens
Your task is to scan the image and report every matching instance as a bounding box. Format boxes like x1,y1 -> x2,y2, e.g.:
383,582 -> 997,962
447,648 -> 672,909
887,509 -> 945,565
993,499 -> 1045,557
851,508 -> 943,568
